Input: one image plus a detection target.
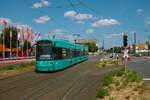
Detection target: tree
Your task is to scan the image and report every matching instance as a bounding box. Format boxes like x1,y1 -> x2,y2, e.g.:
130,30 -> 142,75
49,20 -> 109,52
106,46 -> 122,53
146,41 -> 150,50
85,42 -> 98,52
1,26 -> 19,48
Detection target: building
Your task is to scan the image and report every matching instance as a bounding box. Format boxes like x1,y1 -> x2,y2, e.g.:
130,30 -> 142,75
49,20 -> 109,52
0,44 -> 10,58
131,43 -> 149,55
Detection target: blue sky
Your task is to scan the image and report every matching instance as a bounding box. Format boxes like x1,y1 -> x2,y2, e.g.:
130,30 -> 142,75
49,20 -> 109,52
0,0 -> 150,48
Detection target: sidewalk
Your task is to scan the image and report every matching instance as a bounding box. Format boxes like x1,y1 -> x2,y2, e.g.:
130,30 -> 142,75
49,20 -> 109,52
144,56 -> 150,60
0,58 -> 35,65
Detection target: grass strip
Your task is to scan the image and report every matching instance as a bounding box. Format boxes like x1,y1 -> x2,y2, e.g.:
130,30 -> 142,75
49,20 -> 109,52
96,68 -> 150,100
0,61 -> 35,79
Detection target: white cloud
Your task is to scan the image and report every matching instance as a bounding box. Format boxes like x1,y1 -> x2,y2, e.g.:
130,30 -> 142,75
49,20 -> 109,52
49,29 -> 75,42
137,9 -> 143,13
34,15 -> 50,24
42,0 -> 49,6
32,0 -> 50,9
85,28 -> 94,34
76,21 -> 84,25
14,23 -> 32,30
91,19 -> 120,27
50,29 -> 66,34
145,19 -> 150,25
105,33 -> 123,39
74,13 -> 93,20
64,10 -> 93,24
0,17 -> 12,24
64,10 -> 77,18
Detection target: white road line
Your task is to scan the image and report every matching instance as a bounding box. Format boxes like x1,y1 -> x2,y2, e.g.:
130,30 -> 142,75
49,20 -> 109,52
143,78 -> 150,81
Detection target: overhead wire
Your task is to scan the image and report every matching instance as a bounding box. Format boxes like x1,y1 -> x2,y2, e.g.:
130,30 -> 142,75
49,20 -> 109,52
67,0 -> 79,13
76,0 -> 100,14
23,0 -> 80,35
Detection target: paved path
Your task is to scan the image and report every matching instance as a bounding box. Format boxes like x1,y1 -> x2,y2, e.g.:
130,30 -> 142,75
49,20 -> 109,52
128,57 -> 150,83
0,56 -> 118,100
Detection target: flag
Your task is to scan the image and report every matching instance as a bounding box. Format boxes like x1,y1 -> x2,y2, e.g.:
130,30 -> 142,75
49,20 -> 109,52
10,24 -> 12,40
3,20 -> 7,33
22,28 -> 24,45
17,29 -> 20,40
27,28 -> 31,41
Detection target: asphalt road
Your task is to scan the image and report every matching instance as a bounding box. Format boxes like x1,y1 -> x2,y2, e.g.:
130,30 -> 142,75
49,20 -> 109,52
128,57 -> 150,83
0,55 -> 119,100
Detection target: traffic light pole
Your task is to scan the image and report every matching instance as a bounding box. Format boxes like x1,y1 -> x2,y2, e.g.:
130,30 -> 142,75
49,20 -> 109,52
124,47 -> 127,73
123,34 -> 128,73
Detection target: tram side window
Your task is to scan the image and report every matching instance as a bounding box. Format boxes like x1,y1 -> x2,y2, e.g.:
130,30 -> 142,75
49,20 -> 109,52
66,49 -> 71,59
62,48 -> 67,59
72,49 -> 76,57
81,51 -> 84,56
84,50 -> 86,56
76,50 -> 80,57
53,47 -> 63,60
83,50 -> 85,56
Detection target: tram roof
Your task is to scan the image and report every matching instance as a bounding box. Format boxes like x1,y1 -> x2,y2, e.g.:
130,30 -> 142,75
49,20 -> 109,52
37,38 -> 88,50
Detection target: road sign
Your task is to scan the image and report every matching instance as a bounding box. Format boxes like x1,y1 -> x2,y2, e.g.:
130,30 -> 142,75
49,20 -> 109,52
123,49 -> 128,58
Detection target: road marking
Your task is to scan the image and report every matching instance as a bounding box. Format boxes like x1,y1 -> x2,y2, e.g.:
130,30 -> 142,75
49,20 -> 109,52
143,78 -> 150,81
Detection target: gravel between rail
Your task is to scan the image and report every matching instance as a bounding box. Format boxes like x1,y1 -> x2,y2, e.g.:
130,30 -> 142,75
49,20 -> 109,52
0,55 -> 120,100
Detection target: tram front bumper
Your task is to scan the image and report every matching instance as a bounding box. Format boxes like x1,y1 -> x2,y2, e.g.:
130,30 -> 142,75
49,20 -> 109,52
35,61 -> 55,72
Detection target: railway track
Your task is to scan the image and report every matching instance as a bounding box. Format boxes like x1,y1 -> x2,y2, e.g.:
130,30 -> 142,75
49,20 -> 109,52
0,55 -> 119,100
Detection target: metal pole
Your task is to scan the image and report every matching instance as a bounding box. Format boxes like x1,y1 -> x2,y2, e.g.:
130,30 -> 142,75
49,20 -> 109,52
113,47 -> 114,60
22,42 -> 23,57
102,39 -> 104,61
124,47 -> 127,73
134,32 -> 136,55
3,32 -> 5,59
17,40 -> 18,58
27,40 -> 28,57
10,39 -> 12,58
75,39 -> 76,63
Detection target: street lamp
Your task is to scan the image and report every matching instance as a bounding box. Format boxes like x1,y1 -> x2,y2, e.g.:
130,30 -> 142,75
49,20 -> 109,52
73,34 -> 80,63
73,34 -> 80,44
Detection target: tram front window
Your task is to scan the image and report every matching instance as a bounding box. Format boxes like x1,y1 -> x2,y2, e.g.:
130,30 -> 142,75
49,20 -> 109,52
36,40 -> 53,61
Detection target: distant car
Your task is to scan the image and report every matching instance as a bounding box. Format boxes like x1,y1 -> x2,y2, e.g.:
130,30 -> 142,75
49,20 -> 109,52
109,54 -> 113,58
134,53 -> 141,57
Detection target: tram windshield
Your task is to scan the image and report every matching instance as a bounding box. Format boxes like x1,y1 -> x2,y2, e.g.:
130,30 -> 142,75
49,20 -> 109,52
36,40 -> 53,60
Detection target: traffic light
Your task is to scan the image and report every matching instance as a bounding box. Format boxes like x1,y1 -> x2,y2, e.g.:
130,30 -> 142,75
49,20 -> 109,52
123,35 -> 128,47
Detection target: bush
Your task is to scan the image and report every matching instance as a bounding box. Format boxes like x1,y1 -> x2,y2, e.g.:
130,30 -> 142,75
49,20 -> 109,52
96,88 -> 109,98
101,62 -> 106,67
125,70 -> 142,82
103,74 -> 113,86
115,68 -> 124,76
110,68 -> 124,77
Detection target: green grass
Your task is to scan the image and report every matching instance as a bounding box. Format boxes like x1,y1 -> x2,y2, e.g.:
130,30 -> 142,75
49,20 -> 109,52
0,61 -> 35,79
97,60 -> 122,68
125,70 -> 142,82
103,73 -> 113,86
96,88 -> 109,98
0,61 -> 35,72
96,68 -> 143,99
